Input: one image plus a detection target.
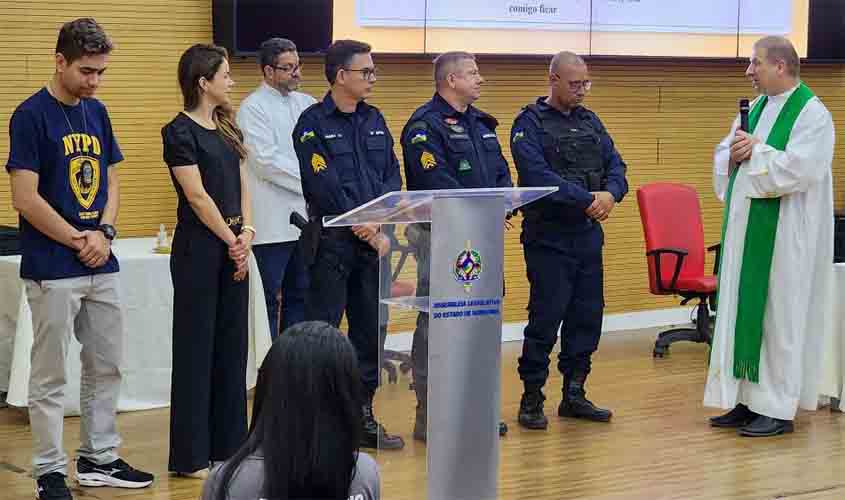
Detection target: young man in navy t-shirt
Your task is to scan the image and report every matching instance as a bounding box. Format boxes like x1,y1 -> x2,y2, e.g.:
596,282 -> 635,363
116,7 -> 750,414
5,18 -> 153,500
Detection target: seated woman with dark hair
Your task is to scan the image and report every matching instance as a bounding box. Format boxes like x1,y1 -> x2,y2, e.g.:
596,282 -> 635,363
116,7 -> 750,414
202,321 -> 380,500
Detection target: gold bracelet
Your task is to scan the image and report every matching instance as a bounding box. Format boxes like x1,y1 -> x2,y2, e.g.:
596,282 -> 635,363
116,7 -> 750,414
242,225 -> 257,236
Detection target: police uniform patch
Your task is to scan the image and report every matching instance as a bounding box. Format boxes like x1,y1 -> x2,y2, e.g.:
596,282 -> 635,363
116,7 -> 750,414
512,130 -> 525,143
458,159 -> 472,172
420,151 -> 437,170
300,130 -> 316,143
69,156 -> 100,209
311,153 -> 327,173
411,132 -> 428,144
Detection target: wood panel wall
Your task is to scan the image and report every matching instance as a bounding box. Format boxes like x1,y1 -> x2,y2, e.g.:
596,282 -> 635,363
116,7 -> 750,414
1,1 -> 842,329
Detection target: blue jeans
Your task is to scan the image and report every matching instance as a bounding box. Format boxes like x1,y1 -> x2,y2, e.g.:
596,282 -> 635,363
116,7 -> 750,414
252,241 -> 308,339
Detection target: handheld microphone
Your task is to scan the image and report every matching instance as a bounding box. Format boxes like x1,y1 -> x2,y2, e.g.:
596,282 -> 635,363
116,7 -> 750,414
739,98 -> 750,132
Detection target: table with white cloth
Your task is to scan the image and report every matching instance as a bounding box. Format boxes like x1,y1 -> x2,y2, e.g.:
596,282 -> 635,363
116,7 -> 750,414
820,263 -> 845,405
0,237 -> 272,415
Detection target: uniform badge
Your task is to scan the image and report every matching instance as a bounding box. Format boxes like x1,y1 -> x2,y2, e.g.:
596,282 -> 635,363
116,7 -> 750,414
69,156 -> 100,209
454,240 -> 483,294
410,131 -> 428,144
300,130 -> 316,143
311,153 -> 327,173
450,125 -> 465,134
512,130 -> 525,143
458,159 -> 472,172
420,151 -> 437,170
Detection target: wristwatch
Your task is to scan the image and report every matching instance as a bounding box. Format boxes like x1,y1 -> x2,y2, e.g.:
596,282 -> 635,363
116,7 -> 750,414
97,224 -> 117,241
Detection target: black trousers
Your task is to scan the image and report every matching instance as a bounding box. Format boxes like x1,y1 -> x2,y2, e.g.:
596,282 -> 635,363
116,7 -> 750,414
168,224 -> 248,473
518,224 -> 605,391
305,232 -> 383,398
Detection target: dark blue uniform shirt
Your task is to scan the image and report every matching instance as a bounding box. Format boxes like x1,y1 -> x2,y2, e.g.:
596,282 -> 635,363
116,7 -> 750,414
511,97 -> 628,231
401,93 -> 512,191
292,93 -> 402,220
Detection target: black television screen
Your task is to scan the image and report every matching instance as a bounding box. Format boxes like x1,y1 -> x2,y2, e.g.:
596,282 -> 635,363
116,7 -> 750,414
808,0 -> 845,60
213,0 -> 333,56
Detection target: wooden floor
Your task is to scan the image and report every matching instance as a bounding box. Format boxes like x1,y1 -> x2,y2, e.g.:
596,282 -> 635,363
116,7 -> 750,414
2,328 -> 844,500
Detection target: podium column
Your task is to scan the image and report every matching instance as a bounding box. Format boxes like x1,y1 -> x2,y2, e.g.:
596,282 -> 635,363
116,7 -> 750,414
426,196 -> 505,500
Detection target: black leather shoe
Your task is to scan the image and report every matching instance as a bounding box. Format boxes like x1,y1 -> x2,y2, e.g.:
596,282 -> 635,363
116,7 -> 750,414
709,404 -> 756,428
361,404 -> 405,449
738,415 -> 794,437
559,374 -> 612,422
518,390 -> 548,430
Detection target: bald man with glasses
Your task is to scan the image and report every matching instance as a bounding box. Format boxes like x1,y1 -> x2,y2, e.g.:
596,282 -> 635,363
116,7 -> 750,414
510,51 -> 628,431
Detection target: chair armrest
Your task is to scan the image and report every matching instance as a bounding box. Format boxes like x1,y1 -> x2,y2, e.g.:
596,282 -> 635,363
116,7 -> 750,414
707,243 -> 722,275
646,247 -> 688,293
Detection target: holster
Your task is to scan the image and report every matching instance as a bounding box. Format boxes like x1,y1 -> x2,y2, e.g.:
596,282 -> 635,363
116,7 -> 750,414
291,211 -> 321,267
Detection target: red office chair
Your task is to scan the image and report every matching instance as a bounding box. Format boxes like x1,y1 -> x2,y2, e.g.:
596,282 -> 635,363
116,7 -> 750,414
637,183 -> 719,357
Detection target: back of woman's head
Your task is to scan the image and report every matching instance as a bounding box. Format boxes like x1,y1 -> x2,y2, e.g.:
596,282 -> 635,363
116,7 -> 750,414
218,321 -> 363,500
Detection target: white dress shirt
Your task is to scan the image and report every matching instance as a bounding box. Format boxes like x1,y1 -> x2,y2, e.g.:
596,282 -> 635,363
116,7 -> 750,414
236,82 -> 316,244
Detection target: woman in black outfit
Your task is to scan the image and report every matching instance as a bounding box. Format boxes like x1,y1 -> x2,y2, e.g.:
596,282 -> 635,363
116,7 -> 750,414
161,43 -> 254,478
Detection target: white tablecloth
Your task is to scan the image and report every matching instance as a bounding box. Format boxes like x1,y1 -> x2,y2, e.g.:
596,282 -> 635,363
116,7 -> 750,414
820,263 -> 845,403
0,237 -> 272,415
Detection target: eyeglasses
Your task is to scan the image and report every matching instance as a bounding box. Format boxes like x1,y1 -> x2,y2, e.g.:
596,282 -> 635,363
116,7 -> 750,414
344,66 -> 377,80
553,74 -> 592,92
568,79 -> 592,91
272,63 -> 301,74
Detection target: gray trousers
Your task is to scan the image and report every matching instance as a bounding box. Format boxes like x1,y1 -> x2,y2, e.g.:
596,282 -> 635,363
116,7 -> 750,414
24,274 -> 123,478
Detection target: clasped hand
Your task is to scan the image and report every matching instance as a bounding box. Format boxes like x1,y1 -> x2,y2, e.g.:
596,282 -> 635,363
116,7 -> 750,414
352,223 -> 391,257
73,230 -> 111,268
228,231 -> 253,282
585,191 -> 616,222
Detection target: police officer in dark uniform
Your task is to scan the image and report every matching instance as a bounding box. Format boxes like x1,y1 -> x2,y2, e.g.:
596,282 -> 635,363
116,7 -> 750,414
292,39 -> 404,449
510,51 -> 628,430
400,51 -> 512,442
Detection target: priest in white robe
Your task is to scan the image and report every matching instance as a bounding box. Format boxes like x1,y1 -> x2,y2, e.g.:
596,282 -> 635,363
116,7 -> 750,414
704,36 -> 836,437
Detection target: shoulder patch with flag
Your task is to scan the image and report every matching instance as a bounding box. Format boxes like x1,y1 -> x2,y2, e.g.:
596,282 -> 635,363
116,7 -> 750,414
420,151 -> 437,170
311,153 -> 327,173
410,131 -> 428,144
300,130 -> 316,143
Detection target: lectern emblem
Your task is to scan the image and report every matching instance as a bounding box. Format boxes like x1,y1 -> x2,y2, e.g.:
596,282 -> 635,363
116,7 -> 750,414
454,240 -> 482,293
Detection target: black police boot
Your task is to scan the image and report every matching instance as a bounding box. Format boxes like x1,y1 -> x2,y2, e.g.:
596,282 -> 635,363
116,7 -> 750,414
558,372 -> 612,422
361,399 -> 405,450
413,382 -> 427,442
518,389 -> 548,430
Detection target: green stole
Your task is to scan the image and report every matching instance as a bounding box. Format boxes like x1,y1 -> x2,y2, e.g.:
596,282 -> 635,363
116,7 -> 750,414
716,83 -> 814,383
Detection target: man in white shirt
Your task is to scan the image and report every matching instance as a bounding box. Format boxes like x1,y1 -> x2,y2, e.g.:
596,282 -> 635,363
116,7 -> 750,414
236,38 -> 316,338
